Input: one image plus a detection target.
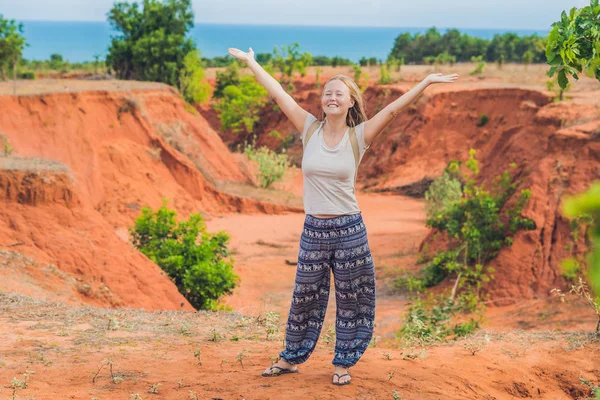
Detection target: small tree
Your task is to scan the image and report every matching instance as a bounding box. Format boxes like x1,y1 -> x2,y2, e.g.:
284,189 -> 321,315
424,169 -> 463,220
215,76 -> 268,135
546,0 -> 600,89
178,49 -> 210,104
272,42 -> 312,89
0,15 -> 27,82
244,141 -> 289,189
470,56 -> 486,76
130,201 -> 238,310
522,50 -> 534,68
106,0 -> 195,87
213,61 -> 240,99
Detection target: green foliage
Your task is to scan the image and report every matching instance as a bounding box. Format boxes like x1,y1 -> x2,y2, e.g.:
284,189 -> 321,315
400,150 -> 535,304
496,54 -> 505,69
562,182 -> 600,294
476,114 -> 489,127
18,71 -> 35,79
424,171 -> 463,220
546,74 -> 571,102
522,50 -> 534,66
389,27 -> 546,64
272,43 -> 312,85
243,140 -> 289,189
130,201 -> 238,310
214,62 -> 240,99
315,66 -> 321,89
398,298 -> 480,344
359,56 -> 378,67
0,14 -> 27,80
561,258 -> 583,282
215,75 -> 268,135
178,49 -> 210,104
469,56 -> 486,75
352,64 -> 362,84
379,63 -> 391,84
546,0 -> 600,89
106,0 -> 195,87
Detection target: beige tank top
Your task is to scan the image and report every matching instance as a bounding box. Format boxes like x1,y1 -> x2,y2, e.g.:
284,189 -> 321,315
301,113 -> 370,215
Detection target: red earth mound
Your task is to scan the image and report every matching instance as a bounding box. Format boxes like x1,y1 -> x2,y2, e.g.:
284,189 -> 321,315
0,88 -> 301,309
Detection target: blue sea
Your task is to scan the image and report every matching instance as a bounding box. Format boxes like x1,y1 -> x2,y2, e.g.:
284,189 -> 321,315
20,21 -> 550,64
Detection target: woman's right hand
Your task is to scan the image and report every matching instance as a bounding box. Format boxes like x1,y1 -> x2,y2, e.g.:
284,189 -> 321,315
228,47 -> 255,63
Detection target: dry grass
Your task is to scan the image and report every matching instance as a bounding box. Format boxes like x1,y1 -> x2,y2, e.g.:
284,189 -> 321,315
0,155 -> 70,173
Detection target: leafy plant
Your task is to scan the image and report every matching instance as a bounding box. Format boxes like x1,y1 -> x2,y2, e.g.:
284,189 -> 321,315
178,49 -> 210,104
243,139 -> 289,189
215,76 -> 268,135
546,0 -> 600,89
469,56 -> 486,75
476,114 -> 489,127
562,183 -> 600,294
0,14 -> 27,81
129,200 -> 238,310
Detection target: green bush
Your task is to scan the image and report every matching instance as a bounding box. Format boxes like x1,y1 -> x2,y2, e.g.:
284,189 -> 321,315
18,71 -> 35,79
215,75 -> 268,135
424,170 -> 463,220
178,49 -> 210,104
476,114 -> 489,127
244,141 -> 289,189
379,63 -> 391,84
130,201 -> 238,310
398,298 -> 480,344
470,55 -> 486,75
213,62 -> 240,99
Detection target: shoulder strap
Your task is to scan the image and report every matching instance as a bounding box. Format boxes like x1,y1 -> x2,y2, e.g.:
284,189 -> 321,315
348,127 -> 361,190
303,120 -> 322,150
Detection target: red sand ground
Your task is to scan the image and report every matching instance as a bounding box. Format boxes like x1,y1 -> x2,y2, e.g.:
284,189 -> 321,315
0,65 -> 599,399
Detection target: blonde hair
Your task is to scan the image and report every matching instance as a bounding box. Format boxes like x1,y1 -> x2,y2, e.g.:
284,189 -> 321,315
321,74 -> 368,127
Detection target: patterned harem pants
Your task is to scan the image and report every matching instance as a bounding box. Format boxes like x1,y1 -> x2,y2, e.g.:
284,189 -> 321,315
279,213 -> 376,368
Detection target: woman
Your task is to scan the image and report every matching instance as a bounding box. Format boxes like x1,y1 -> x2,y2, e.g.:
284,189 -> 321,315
228,46 -> 458,386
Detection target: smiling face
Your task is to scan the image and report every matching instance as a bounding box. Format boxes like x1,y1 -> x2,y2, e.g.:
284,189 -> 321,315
321,79 -> 355,118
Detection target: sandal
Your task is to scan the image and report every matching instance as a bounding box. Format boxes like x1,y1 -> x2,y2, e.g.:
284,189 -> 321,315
261,365 -> 299,377
332,372 -> 351,386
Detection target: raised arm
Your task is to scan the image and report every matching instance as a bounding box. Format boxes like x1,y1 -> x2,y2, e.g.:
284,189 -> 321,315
363,73 -> 459,146
228,47 -> 308,133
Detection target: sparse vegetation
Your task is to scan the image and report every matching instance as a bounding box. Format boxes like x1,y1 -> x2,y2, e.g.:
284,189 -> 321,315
470,56 -> 486,75
397,150 -> 535,343
243,139 -> 289,189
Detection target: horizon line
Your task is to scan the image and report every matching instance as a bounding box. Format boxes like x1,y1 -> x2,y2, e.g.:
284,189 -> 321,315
17,19 -> 552,33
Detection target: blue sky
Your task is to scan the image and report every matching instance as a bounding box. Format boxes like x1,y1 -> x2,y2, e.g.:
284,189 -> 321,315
0,0 -> 588,30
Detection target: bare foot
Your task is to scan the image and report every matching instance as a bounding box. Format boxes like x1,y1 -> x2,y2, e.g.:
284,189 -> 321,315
332,366 -> 351,385
261,359 -> 298,376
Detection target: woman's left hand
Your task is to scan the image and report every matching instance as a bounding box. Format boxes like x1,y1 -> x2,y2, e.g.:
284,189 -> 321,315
425,73 -> 459,84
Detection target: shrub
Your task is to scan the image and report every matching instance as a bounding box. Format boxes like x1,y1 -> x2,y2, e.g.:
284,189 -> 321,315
244,141 -> 289,189
215,75 -> 268,135
213,62 -> 240,99
179,49 -> 210,104
130,201 -> 238,310
476,114 -> 489,127
18,71 -> 35,79
469,56 -> 486,75
424,170 -> 463,220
